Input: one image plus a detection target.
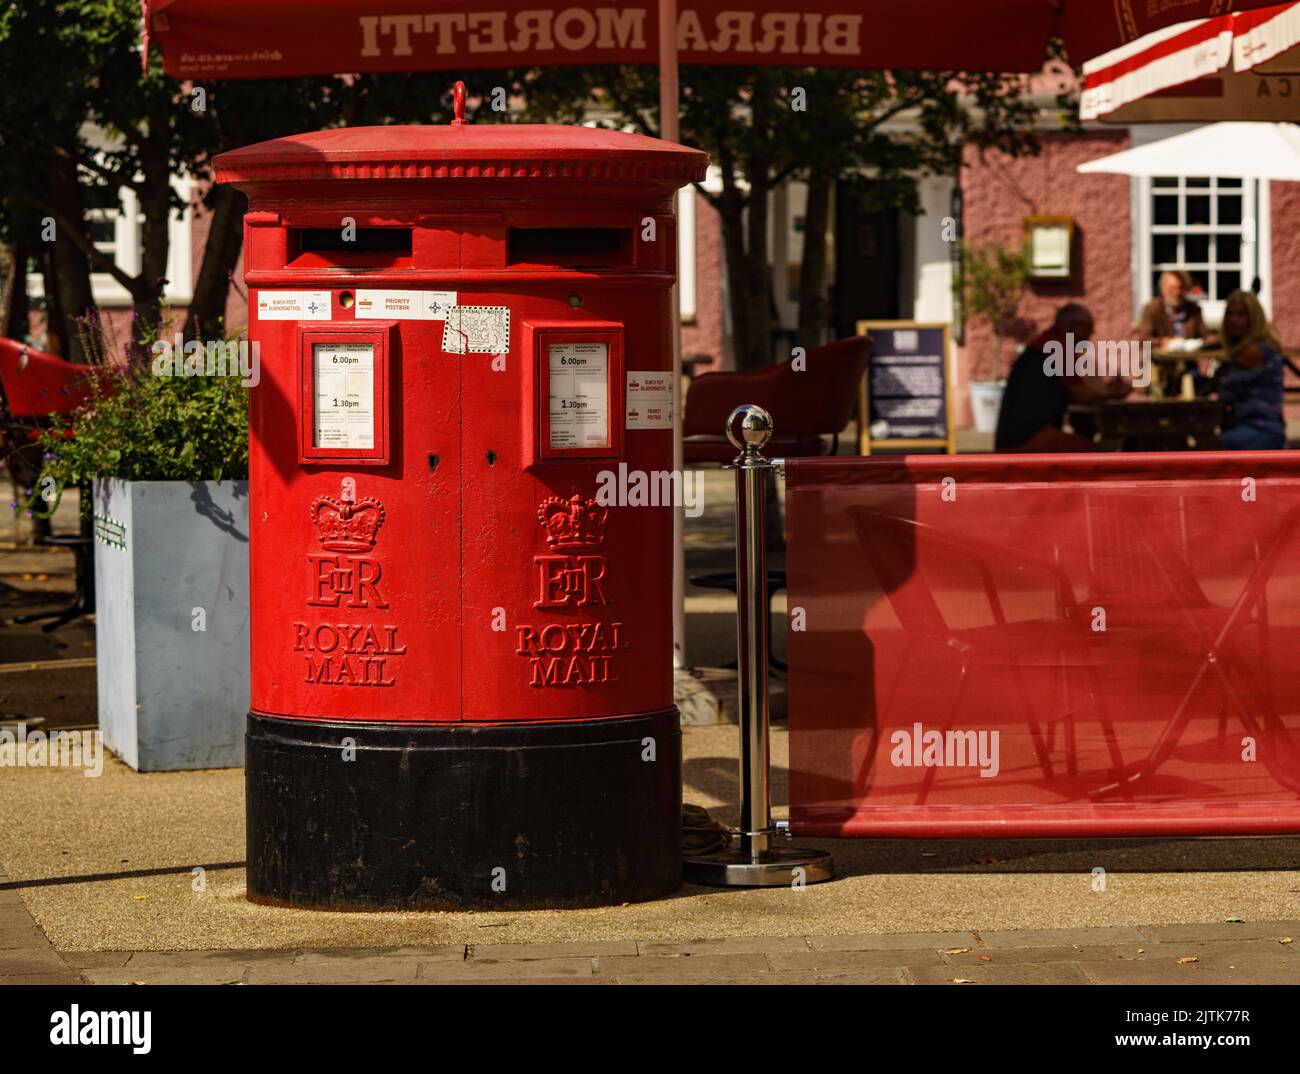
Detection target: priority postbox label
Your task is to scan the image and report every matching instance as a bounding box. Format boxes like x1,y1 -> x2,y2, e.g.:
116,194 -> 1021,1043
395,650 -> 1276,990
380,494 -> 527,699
256,290 -> 331,320
354,289 -> 457,320
625,371 -> 673,429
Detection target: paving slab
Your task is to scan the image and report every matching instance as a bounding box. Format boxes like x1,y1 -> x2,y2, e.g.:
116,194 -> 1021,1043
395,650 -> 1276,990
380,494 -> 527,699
636,936 -> 810,956
0,868 -> 79,983
1137,921 -> 1300,943
470,940 -> 635,960
975,926 -> 1148,948
767,948 -> 946,974
83,960 -> 255,985
246,957 -> 420,985
416,957 -> 593,982
0,950 -> 71,976
944,944 -> 1122,965
296,944 -> 466,964
592,952 -> 771,981
906,961 -> 1093,984
1083,953 -> 1300,985
807,931 -> 978,952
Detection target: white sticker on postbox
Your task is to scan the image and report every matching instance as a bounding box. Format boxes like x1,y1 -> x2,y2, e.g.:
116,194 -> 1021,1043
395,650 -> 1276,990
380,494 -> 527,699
256,290 -> 331,320
313,342 -> 375,449
626,370 -> 674,429
354,289 -> 457,320
442,305 -> 510,354
549,342 -> 610,450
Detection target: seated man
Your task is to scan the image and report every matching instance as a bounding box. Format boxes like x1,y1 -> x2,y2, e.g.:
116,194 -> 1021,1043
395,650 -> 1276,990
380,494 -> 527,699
994,303 -> 1131,452
1137,270 -> 1205,344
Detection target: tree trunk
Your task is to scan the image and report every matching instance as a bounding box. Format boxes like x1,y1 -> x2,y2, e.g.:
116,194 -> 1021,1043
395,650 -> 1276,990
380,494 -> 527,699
741,88 -> 773,370
132,126 -> 175,355
1,238 -> 29,340
716,142 -> 752,370
742,165 -> 771,370
45,155 -> 94,364
184,183 -> 246,342
796,168 -> 833,351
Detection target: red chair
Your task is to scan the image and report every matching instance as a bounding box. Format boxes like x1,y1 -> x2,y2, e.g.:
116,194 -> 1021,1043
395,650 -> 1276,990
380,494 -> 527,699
0,337 -> 91,419
1,337 -> 96,631
683,335 -> 872,463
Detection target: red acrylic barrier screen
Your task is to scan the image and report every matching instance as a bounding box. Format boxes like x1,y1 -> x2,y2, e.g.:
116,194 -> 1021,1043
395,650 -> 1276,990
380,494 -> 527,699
786,453 -> 1300,838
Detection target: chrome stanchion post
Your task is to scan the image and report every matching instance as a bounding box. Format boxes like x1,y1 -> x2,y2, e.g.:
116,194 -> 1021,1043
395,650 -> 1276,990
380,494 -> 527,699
682,404 -> 833,887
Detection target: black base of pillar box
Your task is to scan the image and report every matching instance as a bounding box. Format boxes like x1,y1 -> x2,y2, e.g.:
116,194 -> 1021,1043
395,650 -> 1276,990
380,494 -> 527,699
244,708 -> 682,910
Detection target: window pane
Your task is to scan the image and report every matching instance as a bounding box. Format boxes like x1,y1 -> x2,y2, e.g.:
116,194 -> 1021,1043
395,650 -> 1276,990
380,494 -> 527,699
90,219 -> 115,245
1218,195 -> 1243,226
1185,176 -> 1212,188
84,185 -> 120,210
1153,176 -> 1178,188
1217,177 -> 1242,188
1188,270 -> 1210,296
1151,271 -> 1163,298
1153,234 -> 1179,264
1186,195 -> 1211,225
1154,196 -> 1179,225
1216,271 -> 1240,299
1185,234 -> 1210,263
1216,234 -> 1242,264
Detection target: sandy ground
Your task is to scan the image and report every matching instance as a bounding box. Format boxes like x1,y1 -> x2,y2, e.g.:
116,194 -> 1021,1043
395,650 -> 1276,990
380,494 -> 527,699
2,724 -> 1299,954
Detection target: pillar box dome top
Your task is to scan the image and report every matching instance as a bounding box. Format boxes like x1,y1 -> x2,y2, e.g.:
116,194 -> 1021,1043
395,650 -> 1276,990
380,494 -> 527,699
214,87 -> 706,199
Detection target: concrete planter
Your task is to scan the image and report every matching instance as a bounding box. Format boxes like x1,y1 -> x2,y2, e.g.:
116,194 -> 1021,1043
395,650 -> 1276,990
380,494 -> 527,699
93,479 -> 250,771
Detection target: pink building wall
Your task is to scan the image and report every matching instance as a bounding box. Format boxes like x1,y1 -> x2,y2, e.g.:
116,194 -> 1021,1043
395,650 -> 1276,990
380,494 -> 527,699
1269,179 -> 1300,346
956,129 -> 1132,425
680,191 -> 725,368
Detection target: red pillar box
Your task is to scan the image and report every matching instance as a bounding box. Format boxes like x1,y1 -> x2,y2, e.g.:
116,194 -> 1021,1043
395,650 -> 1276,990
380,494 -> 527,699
215,103 -> 706,909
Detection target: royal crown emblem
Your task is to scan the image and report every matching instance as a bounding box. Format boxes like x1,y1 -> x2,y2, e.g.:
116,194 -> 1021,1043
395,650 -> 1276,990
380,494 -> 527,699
538,494 -> 607,549
311,495 -> 385,553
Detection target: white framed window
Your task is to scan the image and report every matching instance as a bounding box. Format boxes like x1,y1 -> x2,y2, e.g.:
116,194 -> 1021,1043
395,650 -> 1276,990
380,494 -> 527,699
28,177 -> 193,308
1133,173 -> 1268,322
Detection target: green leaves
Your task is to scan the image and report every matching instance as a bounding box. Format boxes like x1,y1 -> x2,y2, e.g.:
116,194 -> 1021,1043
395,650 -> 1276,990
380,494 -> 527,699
956,241 -> 1031,381
35,358 -> 249,493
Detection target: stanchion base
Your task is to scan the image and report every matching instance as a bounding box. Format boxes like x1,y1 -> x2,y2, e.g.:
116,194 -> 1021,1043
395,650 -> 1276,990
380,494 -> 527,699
682,846 -> 834,887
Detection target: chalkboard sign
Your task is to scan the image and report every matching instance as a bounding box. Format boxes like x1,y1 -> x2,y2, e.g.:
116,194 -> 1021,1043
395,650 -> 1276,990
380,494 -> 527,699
854,320 -> 955,454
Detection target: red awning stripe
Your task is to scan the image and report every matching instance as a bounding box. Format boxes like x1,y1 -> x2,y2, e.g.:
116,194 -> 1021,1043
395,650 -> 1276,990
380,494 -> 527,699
1233,0 -> 1300,70
1081,16 -> 1233,121
1080,1 -> 1300,120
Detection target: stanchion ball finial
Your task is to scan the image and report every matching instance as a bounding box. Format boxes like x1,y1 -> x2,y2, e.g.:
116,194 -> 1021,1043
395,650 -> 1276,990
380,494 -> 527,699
725,404 -> 774,452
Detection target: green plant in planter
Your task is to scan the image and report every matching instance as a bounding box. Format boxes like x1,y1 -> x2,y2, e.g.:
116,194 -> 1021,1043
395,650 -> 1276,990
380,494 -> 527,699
19,318 -> 249,519
956,241 -> 1029,383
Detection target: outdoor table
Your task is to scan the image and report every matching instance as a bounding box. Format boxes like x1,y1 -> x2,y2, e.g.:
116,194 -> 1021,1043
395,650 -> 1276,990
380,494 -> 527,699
1149,343 -> 1221,398
1068,398 -> 1223,451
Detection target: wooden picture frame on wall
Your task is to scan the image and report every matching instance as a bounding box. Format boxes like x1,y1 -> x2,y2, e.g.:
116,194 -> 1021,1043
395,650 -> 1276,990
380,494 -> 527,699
1024,214 -> 1075,282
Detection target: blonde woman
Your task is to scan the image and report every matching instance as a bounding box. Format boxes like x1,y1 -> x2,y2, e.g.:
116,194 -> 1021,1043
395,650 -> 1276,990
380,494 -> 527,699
1214,290 -> 1286,450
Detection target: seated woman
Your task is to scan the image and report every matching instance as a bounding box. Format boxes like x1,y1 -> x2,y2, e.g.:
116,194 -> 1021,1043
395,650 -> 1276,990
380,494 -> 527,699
1212,290 -> 1286,451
